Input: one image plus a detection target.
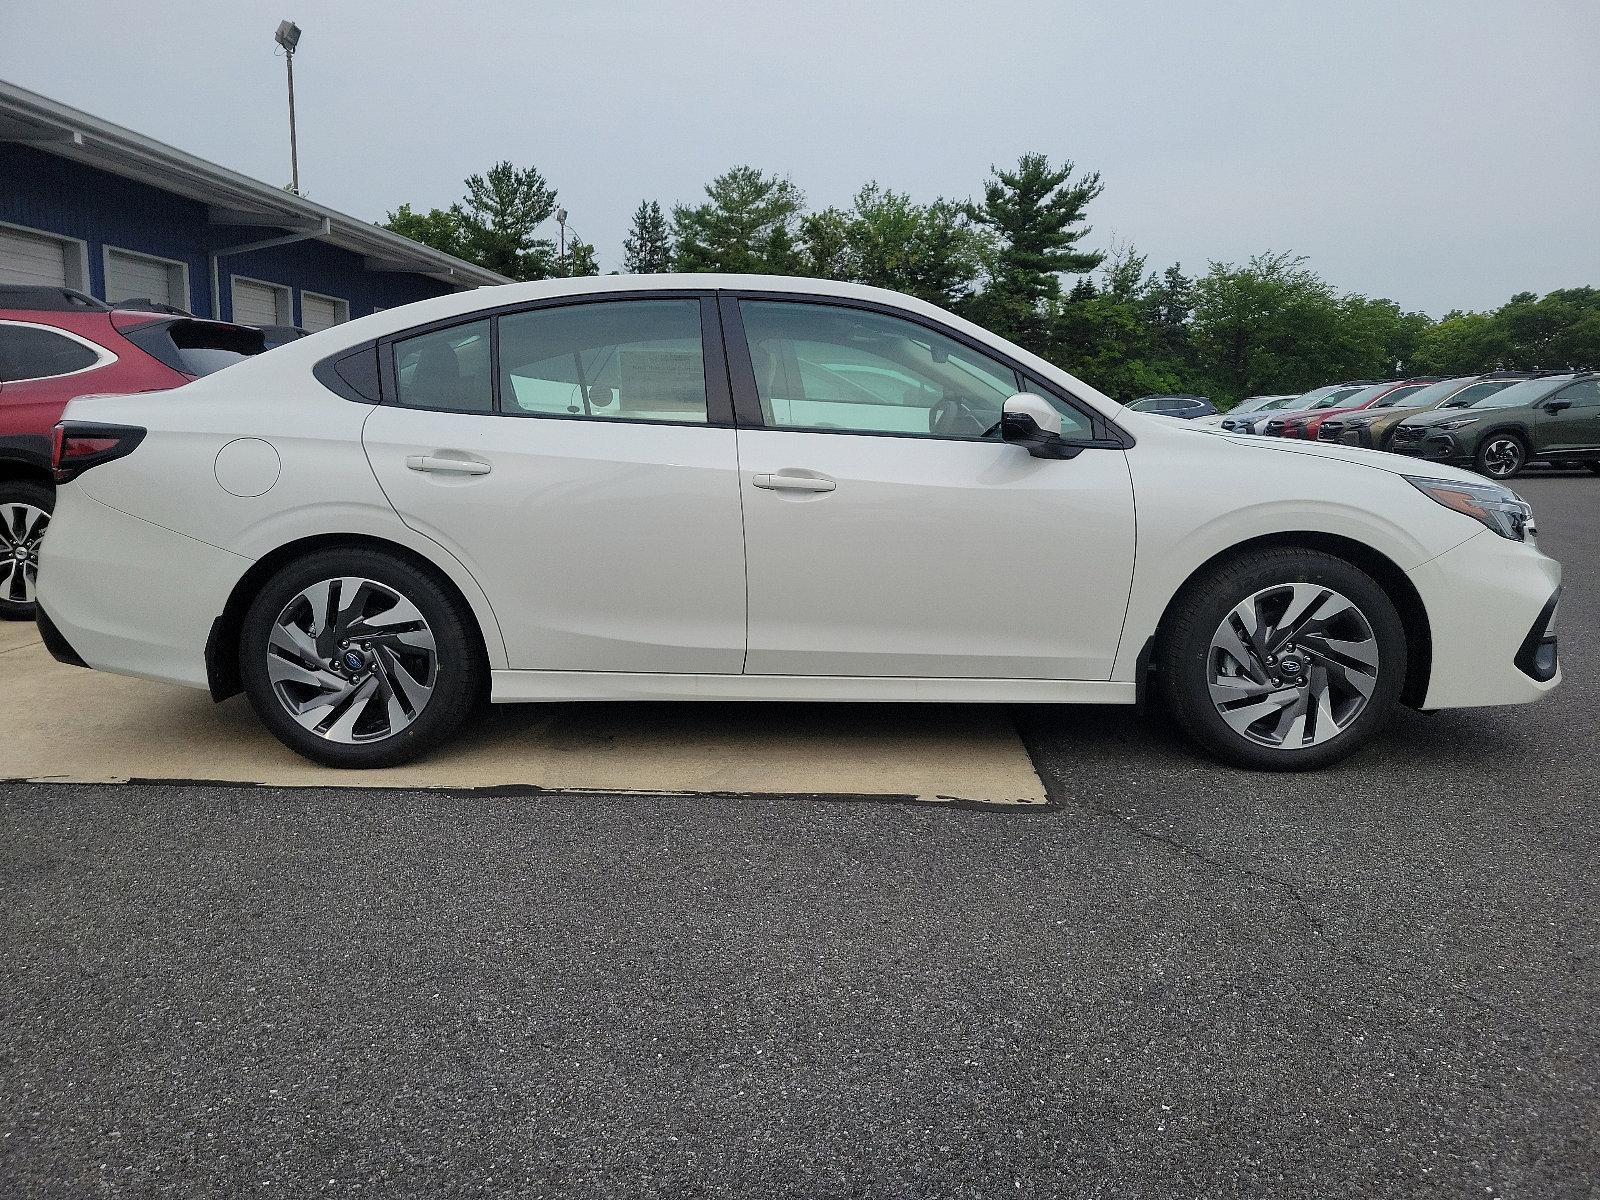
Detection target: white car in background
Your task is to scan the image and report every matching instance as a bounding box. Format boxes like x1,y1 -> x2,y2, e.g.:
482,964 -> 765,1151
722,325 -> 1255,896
1191,393 -> 1295,429
37,276 -> 1562,771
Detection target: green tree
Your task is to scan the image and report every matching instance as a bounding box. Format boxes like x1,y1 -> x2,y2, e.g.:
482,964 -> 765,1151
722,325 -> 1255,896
800,184 -> 989,307
381,203 -> 466,260
965,153 -> 1105,347
453,161 -> 558,281
1140,264 -> 1196,367
1189,252 -> 1353,405
557,238 -> 600,277
622,200 -> 673,273
672,166 -> 805,273
1411,310 -> 1507,374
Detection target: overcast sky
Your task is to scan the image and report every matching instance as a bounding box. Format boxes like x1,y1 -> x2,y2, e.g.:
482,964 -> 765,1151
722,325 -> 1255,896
3,1 -> 1595,316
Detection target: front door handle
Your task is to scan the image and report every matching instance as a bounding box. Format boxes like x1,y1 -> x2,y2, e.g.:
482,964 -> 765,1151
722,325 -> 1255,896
405,454 -> 492,476
753,471 -> 836,493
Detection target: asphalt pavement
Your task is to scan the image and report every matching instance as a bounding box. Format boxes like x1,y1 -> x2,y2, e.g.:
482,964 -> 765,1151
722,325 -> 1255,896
2,468 -> 1596,1198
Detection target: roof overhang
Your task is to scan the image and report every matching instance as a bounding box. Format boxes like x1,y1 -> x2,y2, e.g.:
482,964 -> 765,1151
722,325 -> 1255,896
0,79 -> 510,290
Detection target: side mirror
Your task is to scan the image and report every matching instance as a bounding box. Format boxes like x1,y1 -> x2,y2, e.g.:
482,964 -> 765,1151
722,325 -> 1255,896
1545,399 -> 1572,413
1001,393 -> 1076,459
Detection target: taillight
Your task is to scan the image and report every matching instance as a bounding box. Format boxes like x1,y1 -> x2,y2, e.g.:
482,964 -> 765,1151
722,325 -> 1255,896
52,422 -> 147,484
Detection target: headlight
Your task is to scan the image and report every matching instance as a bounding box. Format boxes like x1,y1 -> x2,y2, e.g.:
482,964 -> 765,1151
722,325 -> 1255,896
1406,475 -> 1534,541
1345,414 -> 1377,427
1435,416 -> 1480,431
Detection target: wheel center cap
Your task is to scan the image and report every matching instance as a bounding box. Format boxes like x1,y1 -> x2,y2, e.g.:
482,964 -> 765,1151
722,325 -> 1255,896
1278,656 -> 1304,677
342,650 -> 367,673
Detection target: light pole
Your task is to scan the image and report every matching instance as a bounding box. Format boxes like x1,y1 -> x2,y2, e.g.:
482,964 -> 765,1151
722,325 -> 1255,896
556,207 -> 568,275
274,20 -> 302,194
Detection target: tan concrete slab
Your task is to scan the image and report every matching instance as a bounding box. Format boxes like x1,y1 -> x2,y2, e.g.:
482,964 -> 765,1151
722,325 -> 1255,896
0,642 -> 1046,804
0,621 -> 41,654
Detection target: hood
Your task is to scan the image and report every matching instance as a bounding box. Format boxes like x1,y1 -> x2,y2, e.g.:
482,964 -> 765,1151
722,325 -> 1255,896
1396,404 -> 1485,430
1173,420 -> 1486,485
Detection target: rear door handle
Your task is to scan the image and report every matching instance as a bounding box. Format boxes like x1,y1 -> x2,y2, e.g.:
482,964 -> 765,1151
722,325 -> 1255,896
753,472 -> 836,493
406,454 -> 492,476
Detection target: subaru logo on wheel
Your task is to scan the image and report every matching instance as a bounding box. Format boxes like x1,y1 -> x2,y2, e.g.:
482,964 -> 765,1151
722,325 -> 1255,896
343,651 -> 366,673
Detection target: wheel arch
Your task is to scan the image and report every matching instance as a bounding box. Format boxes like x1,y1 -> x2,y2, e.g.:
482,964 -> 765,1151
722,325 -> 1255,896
0,453 -> 53,490
205,532 -> 493,702
1143,530 -> 1433,709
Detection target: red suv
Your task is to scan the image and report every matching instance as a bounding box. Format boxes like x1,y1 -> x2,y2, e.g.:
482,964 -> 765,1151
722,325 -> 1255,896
0,287 -> 264,618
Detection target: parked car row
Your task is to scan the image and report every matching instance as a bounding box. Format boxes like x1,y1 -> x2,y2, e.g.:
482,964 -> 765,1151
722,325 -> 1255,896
1212,371 -> 1600,479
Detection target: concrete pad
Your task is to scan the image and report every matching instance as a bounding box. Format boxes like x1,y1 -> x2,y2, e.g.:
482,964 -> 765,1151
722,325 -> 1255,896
0,642 -> 1046,804
0,621 -> 40,654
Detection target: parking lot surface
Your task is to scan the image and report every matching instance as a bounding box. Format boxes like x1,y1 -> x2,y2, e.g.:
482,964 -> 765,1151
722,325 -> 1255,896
2,470 -> 1596,1197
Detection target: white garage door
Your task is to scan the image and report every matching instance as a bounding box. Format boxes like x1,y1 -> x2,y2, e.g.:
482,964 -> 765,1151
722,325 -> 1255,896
0,226 -> 70,288
106,249 -> 187,310
231,278 -> 288,326
301,292 -> 349,332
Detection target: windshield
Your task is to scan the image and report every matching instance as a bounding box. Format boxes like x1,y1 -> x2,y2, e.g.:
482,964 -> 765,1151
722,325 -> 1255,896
1232,394 -> 1285,414
1367,382 -> 1431,409
1326,383 -> 1389,409
1391,376 -> 1477,409
1437,379 -> 1518,409
1469,377 -> 1572,410
1287,384 -> 1360,411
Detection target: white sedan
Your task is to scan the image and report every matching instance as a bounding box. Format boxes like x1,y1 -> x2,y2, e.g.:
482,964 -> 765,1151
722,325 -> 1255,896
36,276 -> 1561,771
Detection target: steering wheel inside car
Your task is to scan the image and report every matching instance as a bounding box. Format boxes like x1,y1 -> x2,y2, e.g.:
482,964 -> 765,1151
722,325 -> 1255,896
928,397 -> 988,438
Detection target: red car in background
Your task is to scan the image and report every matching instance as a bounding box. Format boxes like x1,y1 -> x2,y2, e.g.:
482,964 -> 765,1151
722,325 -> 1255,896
0,286 -> 263,618
1268,378 -> 1441,441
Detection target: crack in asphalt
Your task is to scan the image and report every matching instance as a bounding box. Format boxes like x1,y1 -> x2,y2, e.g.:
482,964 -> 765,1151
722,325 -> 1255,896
1073,789 -> 1497,1016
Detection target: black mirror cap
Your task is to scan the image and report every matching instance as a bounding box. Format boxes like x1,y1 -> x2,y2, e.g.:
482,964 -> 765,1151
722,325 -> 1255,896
1001,411 -> 1079,459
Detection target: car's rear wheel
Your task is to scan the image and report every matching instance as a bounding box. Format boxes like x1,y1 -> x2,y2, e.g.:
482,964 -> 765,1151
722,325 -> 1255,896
1157,548 -> 1406,770
239,548 -> 483,768
1476,433 -> 1526,479
0,480 -> 52,621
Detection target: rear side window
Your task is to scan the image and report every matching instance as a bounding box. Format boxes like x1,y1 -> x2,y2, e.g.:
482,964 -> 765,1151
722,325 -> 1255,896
1554,380 -> 1600,408
498,299 -> 708,423
393,320 -> 493,412
0,323 -> 103,382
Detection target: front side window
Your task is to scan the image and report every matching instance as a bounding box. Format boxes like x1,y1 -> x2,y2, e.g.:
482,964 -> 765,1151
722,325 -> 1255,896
738,299 -> 1089,440
393,320 -> 493,413
1552,380 -> 1600,409
498,299 -> 707,423
0,323 -> 103,382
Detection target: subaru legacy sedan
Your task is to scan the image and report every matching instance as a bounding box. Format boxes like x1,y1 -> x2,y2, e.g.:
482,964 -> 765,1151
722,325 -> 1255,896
37,276 -> 1561,772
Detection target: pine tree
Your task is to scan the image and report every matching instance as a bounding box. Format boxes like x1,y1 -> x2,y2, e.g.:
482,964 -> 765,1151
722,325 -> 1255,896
622,200 -> 673,273
671,167 -> 805,274
967,153 -> 1105,346
453,161 -> 558,281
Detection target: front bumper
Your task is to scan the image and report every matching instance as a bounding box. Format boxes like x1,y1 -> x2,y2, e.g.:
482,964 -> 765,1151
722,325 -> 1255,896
1409,530 -> 1562,709
1388,428 -> 1470,465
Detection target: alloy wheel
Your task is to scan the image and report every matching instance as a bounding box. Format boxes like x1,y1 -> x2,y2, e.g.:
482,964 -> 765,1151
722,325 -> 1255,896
0,502 -> 49,607
1480,437 -> 1523,478
1207,582 -> 1380,750
265,576 -> 438,744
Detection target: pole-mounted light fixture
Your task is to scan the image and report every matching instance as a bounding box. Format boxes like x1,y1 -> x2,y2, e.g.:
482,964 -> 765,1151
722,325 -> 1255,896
275,20 -> 303,193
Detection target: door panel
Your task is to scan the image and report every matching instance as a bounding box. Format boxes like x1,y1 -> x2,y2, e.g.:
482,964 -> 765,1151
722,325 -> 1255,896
364,407 -> 747,672
737,428 -> 1136,678
1541,381 -> 1600,455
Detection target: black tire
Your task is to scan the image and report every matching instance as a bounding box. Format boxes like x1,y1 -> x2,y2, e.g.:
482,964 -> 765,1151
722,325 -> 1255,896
1474,432 -> 1527,480
239,547 -> 484,768
1156,547 -> 1407,771
0,478 -> 53,621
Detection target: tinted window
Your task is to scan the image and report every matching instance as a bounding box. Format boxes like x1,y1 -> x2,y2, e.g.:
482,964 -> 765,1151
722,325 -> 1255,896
498,299 -> 707,423
1369,383 -> 1429,408
1553,380 -> 1600,408
393,320 -> 493,413
0,324 -> 101,382
739,300 -> 1091,440
1438,380 -> 1516,409
1474,378 -> 1573,410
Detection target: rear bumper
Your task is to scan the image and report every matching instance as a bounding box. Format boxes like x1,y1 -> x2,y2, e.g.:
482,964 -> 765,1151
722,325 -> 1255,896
35,487 -> 250,690
1410,531 -> 1562,709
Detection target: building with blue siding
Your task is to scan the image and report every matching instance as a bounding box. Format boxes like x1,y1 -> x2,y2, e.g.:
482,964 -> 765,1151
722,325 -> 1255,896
0,80 -> 507,329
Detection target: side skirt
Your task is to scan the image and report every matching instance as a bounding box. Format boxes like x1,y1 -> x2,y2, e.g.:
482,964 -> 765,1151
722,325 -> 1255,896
489,671 -> 1138,705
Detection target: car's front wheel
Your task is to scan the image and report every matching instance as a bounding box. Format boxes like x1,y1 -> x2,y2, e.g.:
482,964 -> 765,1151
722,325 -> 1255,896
0,479 -> 52,621
239,548 -> 483,768
1475,433 -> 1527,479
1157,548 -> 1407,770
